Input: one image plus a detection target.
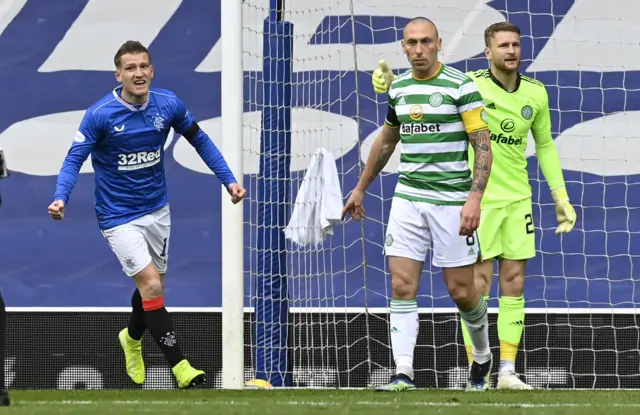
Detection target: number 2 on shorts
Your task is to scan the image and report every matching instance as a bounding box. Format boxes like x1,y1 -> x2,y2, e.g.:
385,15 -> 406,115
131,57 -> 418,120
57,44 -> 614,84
524,214 -> 534,234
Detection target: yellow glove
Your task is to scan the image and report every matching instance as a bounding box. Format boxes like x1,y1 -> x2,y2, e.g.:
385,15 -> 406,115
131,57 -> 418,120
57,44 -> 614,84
372,60 -> 396,94
551,187 -> 577,234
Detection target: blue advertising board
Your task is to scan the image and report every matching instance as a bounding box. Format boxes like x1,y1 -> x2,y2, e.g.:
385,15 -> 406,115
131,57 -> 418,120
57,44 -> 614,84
0,0 -> 638,309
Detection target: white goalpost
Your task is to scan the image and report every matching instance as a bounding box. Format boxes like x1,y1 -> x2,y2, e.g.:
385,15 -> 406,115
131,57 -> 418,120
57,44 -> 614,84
220,0 -> 245,390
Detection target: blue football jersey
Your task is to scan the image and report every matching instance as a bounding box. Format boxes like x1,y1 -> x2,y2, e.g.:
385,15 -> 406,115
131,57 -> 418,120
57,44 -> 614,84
54,86 -> 195,230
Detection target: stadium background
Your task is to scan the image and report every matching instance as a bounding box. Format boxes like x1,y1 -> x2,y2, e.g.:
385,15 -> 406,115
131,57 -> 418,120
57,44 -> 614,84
0,0 -> 639,389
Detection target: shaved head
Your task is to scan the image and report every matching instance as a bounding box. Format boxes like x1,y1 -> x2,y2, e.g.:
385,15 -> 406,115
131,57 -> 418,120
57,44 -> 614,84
401,17 -> 442,78
404,17 -> 439,39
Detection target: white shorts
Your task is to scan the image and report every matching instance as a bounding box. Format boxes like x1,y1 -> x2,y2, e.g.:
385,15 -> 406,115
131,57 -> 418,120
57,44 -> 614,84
384,197 -> 478,268
101,205 -> 171,277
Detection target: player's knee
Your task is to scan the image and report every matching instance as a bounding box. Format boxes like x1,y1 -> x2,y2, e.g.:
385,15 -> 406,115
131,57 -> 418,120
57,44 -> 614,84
444,266 -> 477,309
139,280 -> 164,299
448,283 -> 475,308
389,258 -> 421,299
391,275 -> 417,299
134,264 -> 164,299
500,272 -> 524,296
499,260 -> 526,297
473,260 -> 493,296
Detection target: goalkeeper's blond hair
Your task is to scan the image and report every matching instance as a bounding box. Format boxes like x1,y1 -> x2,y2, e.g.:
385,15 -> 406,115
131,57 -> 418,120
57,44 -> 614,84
484,22 -> 521,47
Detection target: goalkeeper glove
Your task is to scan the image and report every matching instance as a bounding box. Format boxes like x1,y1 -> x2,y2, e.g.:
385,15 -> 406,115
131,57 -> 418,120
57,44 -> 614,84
551,187 -> 577,234
372,60 -> 396,94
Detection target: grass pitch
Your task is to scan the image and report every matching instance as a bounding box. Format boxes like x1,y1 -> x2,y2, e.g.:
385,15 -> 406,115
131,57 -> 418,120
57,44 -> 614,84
3,389 -> 640,415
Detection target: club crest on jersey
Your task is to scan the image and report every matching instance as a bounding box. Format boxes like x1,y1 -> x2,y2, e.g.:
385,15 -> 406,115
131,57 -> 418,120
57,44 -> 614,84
409,105 -> 423,121
521,105 -> 533,120
428,92 -> 444,107
153,115 -> 166,131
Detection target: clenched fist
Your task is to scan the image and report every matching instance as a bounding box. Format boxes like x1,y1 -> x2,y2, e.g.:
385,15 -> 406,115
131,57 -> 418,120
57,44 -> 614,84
228,183 -> 247,204
48,200 -> 65,220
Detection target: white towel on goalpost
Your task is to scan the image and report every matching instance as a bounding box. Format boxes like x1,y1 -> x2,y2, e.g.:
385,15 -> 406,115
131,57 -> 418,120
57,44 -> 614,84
284,148 -> 343,247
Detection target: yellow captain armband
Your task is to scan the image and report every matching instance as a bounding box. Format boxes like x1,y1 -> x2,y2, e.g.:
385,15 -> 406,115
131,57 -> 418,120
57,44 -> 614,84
460,107 -> 488,133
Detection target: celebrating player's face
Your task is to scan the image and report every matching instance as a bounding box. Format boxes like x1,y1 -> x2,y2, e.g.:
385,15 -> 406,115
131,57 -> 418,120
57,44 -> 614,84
486,31 -> 521,73
115,52 -> 154,103
402,21 -> 442,76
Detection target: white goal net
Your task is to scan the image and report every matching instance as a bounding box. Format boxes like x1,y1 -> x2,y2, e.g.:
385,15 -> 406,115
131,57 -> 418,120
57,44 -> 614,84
240,0 -> 640,389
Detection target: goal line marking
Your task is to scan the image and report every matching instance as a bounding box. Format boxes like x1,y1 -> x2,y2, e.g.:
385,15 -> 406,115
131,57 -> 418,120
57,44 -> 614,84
21,400 -> 640,408
6,307 -> 640,314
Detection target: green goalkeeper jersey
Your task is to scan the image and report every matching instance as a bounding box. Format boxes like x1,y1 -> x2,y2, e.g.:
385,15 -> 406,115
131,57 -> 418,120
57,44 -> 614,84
467,69 -> 556,208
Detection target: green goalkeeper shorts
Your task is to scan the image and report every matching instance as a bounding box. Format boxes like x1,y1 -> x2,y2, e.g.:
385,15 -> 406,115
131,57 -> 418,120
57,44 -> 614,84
477,198 -> 536,261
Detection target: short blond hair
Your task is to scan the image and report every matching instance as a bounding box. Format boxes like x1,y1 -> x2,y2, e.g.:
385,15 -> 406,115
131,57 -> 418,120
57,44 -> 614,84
484,22 -> 521,47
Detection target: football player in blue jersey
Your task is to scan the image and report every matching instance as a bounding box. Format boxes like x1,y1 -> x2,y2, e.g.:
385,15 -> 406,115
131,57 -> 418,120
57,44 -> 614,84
48,41 -> 246,389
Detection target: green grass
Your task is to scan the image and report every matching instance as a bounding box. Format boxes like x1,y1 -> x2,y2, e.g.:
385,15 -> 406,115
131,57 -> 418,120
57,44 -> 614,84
2,390 -> 640,415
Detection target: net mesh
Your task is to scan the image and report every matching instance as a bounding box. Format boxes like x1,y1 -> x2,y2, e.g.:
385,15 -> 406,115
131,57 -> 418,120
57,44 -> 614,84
0,0 -> 633,391
242,0 -> 640,389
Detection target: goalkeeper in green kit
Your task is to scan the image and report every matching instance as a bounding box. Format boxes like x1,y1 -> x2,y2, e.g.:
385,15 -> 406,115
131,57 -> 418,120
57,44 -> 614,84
371,21 -> 577,389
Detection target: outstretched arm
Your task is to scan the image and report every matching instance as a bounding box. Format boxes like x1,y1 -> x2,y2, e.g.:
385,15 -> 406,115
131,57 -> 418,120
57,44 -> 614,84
182,122 -> 238,189
356,90 -> 402,192
170,96 -> 239,190
53,115 -> 99,204
355,125 -> 400,192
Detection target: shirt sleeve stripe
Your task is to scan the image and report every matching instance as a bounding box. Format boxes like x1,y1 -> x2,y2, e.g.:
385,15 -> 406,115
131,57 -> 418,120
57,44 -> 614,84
458,100 -> 484,114
457,91 -> 484,107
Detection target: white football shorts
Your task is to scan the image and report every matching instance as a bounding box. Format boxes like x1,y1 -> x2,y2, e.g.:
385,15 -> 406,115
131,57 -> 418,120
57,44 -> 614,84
101,204 -> 171,277
384,197 -> 478,268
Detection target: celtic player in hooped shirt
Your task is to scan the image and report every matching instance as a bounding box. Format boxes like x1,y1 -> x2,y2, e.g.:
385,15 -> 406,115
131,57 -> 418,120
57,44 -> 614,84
372,22 -> 577,390
344,17 -> 495,392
